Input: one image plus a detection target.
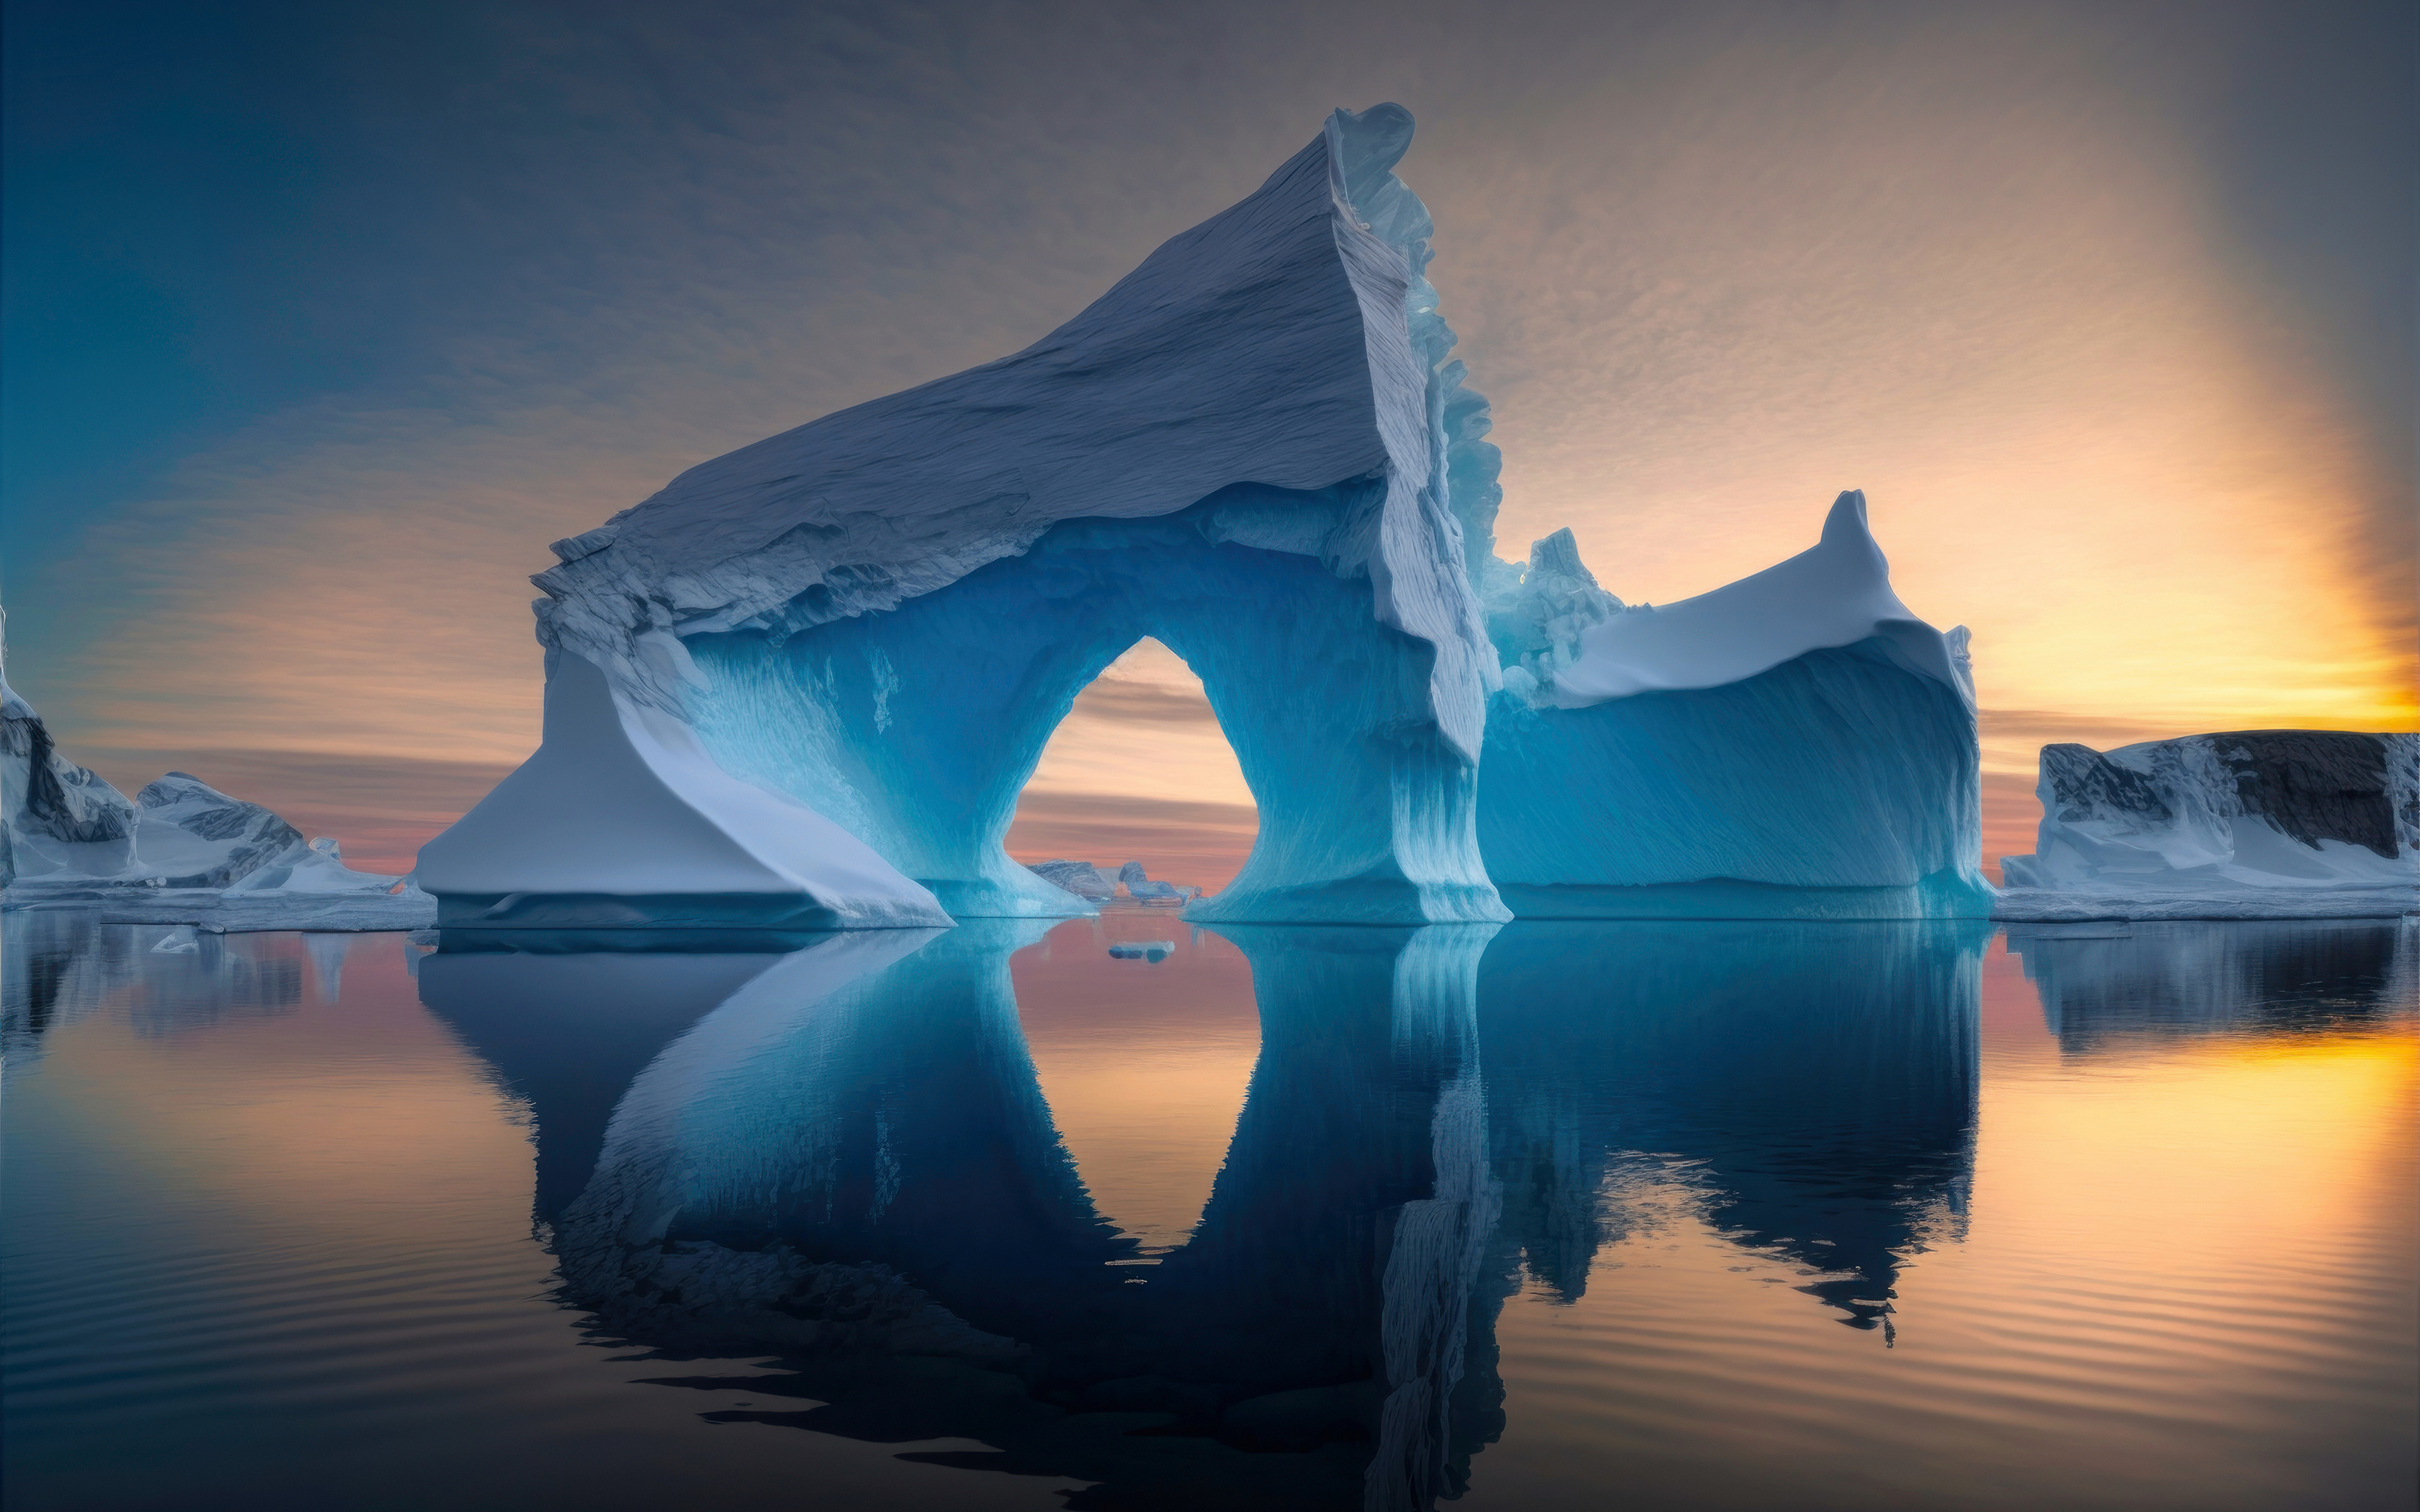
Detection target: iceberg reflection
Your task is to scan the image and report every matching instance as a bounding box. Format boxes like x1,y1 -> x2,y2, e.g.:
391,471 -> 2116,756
2010,918 -> 2417,1049
420,915 -> 1990,1508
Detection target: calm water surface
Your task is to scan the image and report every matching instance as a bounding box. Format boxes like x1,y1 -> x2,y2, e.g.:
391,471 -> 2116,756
4,910 -> 2413,1511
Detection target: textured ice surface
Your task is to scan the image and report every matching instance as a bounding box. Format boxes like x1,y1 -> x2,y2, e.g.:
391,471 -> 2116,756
1,618 -> 140,886
529,105 -> 1497,762
129,774 -> 303,888
1475,495 -> 1990,919
1995,731 -> 2418,920
1026,859 -> 1115,902
427,103 -> 1512,928
1526,491 -> 1972,711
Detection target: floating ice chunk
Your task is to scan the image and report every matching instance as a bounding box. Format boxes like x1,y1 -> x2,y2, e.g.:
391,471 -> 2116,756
1475,496 -> 1989,919
125,772 -> 310,890
1995,731 -> 2419,920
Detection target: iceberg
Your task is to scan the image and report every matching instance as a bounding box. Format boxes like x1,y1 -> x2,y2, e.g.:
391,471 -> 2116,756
1,617 -> 140,886
1475,493 -> 1992,919
1,623 -> 432,931
420,106 -> 1988,929
1995,731 -> 2419,920
1117,859 -> 1199,902
424,104 -> 1510,929
127,772 -> 302,888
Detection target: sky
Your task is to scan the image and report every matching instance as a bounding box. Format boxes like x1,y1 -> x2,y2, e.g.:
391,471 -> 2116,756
6,0 -> 2414,881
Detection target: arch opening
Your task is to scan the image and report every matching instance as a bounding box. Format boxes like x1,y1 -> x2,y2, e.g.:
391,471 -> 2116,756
1007,638 -> 1259,903
674,507 -> 1507,925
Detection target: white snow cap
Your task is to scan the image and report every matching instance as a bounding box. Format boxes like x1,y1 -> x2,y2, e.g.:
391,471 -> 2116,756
1546,491 -> 1973,711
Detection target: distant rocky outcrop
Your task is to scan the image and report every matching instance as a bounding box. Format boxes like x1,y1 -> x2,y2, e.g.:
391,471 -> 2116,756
1024,858 -> 1202,905
1117,859 -> 1199,902
1027,859 -> 1116,902
1996,729 -> 2418,920
130,773 -> 305,888
1,623 -> 430,930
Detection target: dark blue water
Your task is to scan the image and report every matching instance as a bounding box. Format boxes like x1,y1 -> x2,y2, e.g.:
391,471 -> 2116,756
4,911 -> 2413,1511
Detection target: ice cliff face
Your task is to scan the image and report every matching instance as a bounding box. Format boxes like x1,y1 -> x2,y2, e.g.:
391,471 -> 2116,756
1474,493 -> 1991,919
1,622 -> 140,886
1997,731 -> 2419,920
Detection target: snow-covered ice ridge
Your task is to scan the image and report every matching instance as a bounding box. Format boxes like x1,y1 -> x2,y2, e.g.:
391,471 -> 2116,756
1995,731 -> 2419,921
422,103 -> 1992,928
2,626 -> 431,931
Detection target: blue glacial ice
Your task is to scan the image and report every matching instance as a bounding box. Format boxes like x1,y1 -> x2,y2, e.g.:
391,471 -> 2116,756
418,104 -> 1990,929
1477,492 -> 1993,919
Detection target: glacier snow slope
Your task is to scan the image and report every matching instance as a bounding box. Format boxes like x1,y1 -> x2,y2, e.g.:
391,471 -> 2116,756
1476,492 -> 1991,919
1995,731 -> 2418,920
416,650 -> 948,931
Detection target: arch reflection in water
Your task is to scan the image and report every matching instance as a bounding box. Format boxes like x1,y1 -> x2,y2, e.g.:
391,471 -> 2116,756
418,915 -> 1987,1509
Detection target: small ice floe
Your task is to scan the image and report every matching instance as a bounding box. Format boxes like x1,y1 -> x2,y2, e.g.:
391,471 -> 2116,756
150,927 -> 200,954
1107,941 -> 1175,962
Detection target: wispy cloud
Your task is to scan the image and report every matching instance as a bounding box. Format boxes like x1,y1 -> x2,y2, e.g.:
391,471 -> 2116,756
14,0 -> 2409,835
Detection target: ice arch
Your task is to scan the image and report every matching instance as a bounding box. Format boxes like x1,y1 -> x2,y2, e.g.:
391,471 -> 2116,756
416,103 -> 1992,930
420,103 -> 1513,929
679,495 -> 1497,922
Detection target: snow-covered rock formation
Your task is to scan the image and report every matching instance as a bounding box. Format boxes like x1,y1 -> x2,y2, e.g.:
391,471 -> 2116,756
1026,859 -> 1116,902
2,624 -> 140,886
1475,492 -> 1992,919
1995,731 -> 2419,920
1117,860 -> 1199,902
126,773 -> 302,888
1023,857 -> 1197,905
422,106 -> 1988,929
1,621 -> 430,929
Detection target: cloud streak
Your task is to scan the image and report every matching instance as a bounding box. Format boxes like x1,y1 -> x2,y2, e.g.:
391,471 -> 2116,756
10,0 -> 2408,852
